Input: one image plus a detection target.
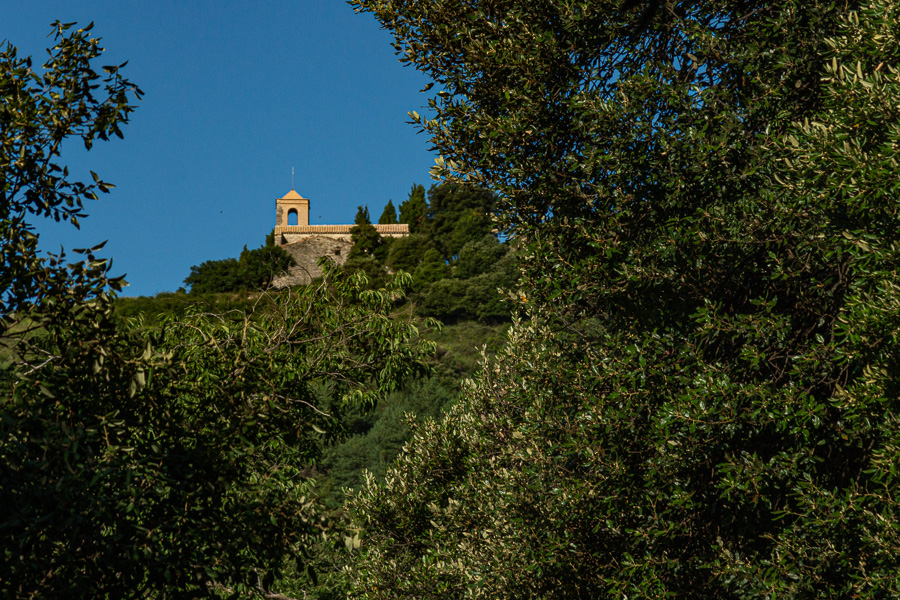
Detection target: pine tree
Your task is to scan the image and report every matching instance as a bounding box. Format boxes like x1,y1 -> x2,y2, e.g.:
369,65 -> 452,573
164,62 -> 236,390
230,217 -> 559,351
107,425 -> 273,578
350,205 -> 383,259
378,199 -> 398,224
398,184 -> 427,233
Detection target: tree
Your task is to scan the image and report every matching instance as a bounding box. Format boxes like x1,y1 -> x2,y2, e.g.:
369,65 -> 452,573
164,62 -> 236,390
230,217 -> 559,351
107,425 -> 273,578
411,248 -> 450,291
238,242 -> 295,289
454,234 -> 507,280
425,182 -> 496,260
378,199 -> 398,224
183,256 -> 244,293
349,204 -> 384,260
1,21 -> 139,344
353,204 -> 371,226
1,24 -> 435,598
397,183 -> 428,233
416,250 -> 517,324
183,236 -> 295,294
340,255 -> 389,290
348,0 -> 900,598
386,233 -> 431,273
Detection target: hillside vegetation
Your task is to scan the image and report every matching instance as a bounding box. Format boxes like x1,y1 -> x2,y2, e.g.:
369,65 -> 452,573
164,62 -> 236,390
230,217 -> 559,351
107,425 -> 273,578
6,2 -> 900,598
179,181 -> 519,325
113,289 -> 507,507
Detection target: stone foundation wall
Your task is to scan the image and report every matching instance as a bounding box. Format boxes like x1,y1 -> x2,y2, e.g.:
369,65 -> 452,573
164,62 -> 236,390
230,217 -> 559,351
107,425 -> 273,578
271,236 -> 354,287
270,223 -> 409,288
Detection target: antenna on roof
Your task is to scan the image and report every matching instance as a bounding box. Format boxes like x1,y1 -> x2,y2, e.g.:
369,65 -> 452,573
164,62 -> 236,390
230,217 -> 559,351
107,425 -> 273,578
291,166 -> 295,190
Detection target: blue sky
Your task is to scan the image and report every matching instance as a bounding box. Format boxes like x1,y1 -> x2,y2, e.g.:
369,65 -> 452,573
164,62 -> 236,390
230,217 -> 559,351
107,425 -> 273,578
4,1 -> 437,296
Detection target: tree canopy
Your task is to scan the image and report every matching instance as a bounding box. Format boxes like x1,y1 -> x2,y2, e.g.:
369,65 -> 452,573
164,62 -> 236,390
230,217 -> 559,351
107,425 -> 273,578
348,0 -> 900,597
424,182 -> 495,259
346,181 -> 514,323
0,24 -> 435,599
378,199 -> 398,224
349,204 -> 385,260
397,183 -> 427,233
183,235 -> 294,294
1,21 -> 139,339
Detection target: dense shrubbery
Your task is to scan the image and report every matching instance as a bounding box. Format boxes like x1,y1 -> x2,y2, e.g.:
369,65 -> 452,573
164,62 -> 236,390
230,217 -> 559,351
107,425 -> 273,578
348,182 -> 518,323
183,231 -> 294,294
317,319 -> 508,509
107,287 -> 507,599
111,291 -> 507,510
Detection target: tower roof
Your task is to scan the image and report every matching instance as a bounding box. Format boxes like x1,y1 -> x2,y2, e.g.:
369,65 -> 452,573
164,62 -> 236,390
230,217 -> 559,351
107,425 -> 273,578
280,189 -> 306,200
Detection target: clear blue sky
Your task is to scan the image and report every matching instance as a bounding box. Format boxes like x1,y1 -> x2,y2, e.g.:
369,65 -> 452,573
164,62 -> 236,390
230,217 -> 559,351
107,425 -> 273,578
4,1 -> 437,296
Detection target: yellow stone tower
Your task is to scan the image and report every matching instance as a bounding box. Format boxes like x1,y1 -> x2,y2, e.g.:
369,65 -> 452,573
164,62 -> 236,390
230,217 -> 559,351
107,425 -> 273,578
275,188 -> 309,228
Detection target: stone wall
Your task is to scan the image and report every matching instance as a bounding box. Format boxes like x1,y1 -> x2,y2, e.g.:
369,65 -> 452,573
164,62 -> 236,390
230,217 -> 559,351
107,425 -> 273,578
271,235 -> 355,288
270,222 -> 409,288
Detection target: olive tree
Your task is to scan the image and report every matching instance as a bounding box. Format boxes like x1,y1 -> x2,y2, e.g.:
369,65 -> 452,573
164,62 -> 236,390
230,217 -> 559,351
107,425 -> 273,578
347,0 -> 900,597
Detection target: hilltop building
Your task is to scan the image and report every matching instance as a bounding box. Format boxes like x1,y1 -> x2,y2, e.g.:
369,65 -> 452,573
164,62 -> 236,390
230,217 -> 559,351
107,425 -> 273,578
271,189 -> 409,287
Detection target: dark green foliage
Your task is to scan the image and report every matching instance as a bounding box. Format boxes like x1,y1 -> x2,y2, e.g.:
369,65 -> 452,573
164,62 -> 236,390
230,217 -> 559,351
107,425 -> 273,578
271,320 -> 507,599
411,248 -> 450,290
373,235 -> 394,264
239,242 -> 295,288
424,319 -> 510,378
183,256 -> 243,293
321,377 -> 458,505
413,277 -> 468,322
266,527 -> 356,600
340,255 -> 389,290
397,183 -> 427,233
457,253 -> 518,322
378,199 -> 398,224
1,24 -> 437,599
343,183 -> 514,323
316,320 -> 507,508
425,182 -> 496,260
417,252 -> 517,323
446,209 -> 491,259
353,204 -> 371,226
184,242 -> 294,294
349,0 -> 900,597
5,265 -> 434,598
411,237 -> 517,323
386,233 -> 431,272
454,234 -> 508,279
349,205 -> 385,260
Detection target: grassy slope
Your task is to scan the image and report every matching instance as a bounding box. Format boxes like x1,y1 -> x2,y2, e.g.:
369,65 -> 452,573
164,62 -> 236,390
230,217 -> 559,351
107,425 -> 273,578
318,319 -> 508,506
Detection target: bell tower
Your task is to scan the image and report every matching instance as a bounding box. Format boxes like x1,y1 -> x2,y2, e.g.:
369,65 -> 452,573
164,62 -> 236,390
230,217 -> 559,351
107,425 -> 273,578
275,189 -> 310,228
